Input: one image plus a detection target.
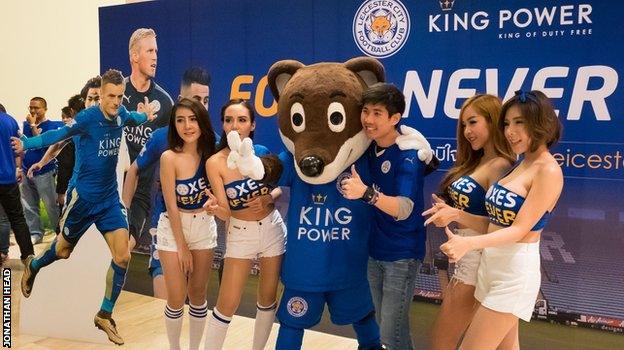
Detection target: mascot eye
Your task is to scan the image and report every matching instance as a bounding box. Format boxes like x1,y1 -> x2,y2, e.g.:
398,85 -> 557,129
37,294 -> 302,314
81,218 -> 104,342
290,102 -> 305,133
327,102 -> 346,133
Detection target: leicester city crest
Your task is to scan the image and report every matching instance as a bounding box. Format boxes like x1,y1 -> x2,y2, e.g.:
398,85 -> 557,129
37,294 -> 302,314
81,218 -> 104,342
176,183 -> 190,196
286,296 -> 308,317
226,187 -> 238,199
353,0 -> 410,58
381,160 -> 391,174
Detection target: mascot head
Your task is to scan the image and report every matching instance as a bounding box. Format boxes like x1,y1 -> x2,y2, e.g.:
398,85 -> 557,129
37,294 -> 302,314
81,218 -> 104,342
267,57 -> 385,184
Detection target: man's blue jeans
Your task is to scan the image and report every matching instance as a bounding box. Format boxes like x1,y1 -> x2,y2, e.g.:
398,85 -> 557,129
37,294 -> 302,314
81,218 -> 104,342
368,257 -> 420,350
20,170 -> 59,237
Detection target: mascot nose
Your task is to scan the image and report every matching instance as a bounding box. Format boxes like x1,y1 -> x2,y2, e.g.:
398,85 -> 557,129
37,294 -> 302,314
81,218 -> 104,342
299,156 -> 325,177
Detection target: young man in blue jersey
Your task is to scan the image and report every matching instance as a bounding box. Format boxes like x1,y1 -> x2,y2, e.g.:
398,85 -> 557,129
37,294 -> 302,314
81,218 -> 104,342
122,67 -> 213,299
12,69 -> 155,346
20,97 -> 64,244
342,83 -> 431,350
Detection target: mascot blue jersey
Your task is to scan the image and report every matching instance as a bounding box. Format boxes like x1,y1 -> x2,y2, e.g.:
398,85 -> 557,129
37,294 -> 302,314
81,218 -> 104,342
23,105 -> 146,202
278,151 -> 372,292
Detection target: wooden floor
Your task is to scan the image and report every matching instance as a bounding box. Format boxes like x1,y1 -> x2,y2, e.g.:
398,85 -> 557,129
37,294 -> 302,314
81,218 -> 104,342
7,234 -> 624,350
6,261 -> 355,350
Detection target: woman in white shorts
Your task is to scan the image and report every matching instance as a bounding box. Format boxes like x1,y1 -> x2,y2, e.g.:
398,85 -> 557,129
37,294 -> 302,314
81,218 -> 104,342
440,90 -> 563,349
423,94 -> 514,349
158,98 -> 218,350
203,99 -> 285,350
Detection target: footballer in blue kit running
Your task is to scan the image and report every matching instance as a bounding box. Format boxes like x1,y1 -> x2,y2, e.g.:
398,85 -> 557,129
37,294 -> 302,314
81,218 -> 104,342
13,69 -> 155,346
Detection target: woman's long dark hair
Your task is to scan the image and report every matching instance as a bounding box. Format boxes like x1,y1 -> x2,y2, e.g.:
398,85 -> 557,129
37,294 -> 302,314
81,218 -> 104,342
215,99 -> 256,152
167,98 -> 216,161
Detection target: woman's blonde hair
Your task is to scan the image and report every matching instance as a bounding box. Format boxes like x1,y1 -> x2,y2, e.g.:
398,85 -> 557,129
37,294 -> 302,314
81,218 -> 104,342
438,94 -> 515,198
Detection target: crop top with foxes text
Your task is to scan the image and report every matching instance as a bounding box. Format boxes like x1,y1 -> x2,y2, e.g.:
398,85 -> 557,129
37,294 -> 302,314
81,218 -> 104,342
447,175 -> 488,216
484,181 -> 550,231
224,178 -> 273,211
175,165 -> 210,210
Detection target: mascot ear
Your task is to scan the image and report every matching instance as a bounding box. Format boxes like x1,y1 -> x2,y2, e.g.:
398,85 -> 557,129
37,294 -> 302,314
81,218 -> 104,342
344,56 -> 386,87
268,60 -> 305,101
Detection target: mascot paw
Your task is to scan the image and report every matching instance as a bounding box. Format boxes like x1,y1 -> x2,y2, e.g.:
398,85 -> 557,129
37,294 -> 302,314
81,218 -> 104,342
226,131 -> 242,169
226,131 -> 265,180
396,125 -> 434,164
417,148 -> 434,164
226,150 -> 241,169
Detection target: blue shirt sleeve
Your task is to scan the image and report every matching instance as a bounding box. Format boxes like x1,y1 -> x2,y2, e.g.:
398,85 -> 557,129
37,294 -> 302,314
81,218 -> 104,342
22,118 -> 84,150
277,151 -> 294,187
11,119 -> 19,138
119,106 -> 148,126
11,119 -> 20,157
395,153 -> 425,199
254,144 -> 270,156
136,132 -> 163,170
43,120 -> 65,132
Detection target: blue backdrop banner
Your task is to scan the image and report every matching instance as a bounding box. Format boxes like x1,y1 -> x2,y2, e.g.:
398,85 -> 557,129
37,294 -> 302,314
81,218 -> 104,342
101,0 -> 623,331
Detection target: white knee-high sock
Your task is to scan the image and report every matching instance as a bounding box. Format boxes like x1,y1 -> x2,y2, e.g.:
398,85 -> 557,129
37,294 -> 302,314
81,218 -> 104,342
164,304 -> 184,350
203,307 -> 231,350
252,301 -> 277,350
189,301 -> 208,350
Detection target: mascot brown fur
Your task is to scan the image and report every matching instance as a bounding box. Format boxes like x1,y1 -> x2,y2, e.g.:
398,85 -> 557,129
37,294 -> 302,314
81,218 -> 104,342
262,57 -> 385,184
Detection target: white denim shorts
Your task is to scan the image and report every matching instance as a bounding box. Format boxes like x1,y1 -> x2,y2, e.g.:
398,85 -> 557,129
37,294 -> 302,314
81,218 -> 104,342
156,211 -> 217,252
225,209 -> 286,259
474,241 -> 541,322
451,228 -> 482,286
